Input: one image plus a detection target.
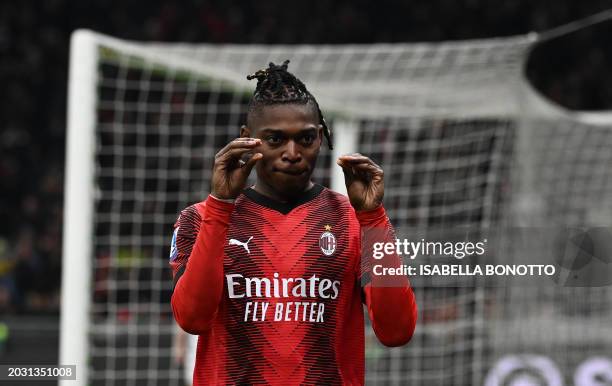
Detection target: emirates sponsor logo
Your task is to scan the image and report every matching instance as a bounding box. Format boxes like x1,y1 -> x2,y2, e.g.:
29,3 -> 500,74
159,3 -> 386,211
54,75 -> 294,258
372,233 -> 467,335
225,273 -> 341,323
226,273 -> 340,299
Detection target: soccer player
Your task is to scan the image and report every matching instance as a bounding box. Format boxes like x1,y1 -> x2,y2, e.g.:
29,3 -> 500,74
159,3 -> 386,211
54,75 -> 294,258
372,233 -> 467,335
170,60 -> 417,385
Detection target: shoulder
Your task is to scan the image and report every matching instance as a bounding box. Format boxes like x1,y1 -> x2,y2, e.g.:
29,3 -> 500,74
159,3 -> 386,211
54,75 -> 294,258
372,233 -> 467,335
321,188 -> 354,212
170,200 -> 207,262
169,201 -> 206,270
174,200 -> 207,235
318,187 -> 358,218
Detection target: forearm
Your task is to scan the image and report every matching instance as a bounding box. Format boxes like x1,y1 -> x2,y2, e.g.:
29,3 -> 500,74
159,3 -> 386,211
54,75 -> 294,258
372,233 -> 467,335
171,195 -> 233,334
357,206 -> 418,347
364,285 -> 417,346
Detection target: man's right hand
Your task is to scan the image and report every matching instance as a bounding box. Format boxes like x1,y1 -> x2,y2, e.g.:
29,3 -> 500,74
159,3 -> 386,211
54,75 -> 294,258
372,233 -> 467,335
211,137 -> 262,200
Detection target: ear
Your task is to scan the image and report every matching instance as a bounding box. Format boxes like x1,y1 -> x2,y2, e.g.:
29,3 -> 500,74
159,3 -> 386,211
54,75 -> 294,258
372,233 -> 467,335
240,125 -> 251,138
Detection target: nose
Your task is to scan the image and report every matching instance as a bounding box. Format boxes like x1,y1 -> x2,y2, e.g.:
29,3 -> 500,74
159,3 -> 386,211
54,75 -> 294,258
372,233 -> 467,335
281,140 -> 302,163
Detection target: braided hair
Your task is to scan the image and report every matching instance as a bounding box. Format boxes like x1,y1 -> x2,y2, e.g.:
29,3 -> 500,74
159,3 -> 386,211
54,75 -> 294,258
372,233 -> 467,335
246,60 -> 333,150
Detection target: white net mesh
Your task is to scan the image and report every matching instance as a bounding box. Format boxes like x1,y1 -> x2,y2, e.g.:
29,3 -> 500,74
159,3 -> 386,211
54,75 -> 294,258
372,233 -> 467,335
67,31 -> 612,386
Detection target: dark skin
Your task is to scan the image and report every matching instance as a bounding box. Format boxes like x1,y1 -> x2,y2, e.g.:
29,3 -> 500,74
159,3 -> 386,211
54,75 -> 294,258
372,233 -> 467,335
211,103 -> 384,211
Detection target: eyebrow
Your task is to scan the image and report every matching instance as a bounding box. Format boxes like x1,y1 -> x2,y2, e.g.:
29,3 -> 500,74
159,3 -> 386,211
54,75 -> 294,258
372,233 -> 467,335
259,127 -> 317,135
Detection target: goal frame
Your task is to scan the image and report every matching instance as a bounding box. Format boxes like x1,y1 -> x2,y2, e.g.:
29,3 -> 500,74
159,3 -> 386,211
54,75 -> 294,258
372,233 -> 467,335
60,30 -> 98,386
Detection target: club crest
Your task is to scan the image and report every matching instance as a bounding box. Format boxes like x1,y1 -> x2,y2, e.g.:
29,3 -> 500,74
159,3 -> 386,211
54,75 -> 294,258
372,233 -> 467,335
319,225 -> 336,256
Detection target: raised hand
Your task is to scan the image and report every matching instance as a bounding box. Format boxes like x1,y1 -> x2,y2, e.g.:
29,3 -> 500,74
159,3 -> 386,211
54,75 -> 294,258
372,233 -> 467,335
211,138 -> 262,200
337,153 -> 384,212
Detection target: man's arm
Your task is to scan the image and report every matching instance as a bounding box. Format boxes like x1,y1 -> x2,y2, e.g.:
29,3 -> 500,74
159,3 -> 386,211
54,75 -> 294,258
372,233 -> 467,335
357,206 -> 417,347
170,136 -> 262,334
171,196 -> 234,334
337,153 -> 417,347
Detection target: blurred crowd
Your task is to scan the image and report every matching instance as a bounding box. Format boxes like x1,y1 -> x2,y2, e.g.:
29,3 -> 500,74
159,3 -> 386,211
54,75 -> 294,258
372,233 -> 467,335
1,0 -> 611,313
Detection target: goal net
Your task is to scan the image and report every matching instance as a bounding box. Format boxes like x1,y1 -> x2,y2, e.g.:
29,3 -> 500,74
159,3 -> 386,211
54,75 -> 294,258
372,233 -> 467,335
61,30 -> 612,386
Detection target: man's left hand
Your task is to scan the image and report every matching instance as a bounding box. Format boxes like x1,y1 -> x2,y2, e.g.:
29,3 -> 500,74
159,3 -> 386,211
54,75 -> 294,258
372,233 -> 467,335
337,153 -> 384,212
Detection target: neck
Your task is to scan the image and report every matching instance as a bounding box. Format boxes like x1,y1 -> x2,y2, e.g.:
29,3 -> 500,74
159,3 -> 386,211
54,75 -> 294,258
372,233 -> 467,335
253,179 -> 314,203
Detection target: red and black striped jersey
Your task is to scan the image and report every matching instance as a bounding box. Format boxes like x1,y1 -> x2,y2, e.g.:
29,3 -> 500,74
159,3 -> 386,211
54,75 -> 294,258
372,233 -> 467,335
170,184 -> 417,385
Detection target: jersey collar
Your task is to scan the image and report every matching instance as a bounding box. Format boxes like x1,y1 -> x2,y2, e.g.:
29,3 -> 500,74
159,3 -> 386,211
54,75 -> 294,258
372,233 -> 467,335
242,184 -> 324,215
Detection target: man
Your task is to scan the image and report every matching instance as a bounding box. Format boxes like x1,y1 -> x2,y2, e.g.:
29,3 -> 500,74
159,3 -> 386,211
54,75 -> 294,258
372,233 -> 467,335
170,60 -> 417,385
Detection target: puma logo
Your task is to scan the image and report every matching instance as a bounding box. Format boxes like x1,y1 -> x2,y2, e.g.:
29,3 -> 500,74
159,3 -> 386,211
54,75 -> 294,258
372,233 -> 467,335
229,236 -> 254,254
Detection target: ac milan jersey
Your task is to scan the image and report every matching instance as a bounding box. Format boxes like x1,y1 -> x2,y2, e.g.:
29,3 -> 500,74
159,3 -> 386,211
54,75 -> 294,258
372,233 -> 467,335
170,184 -> 417,385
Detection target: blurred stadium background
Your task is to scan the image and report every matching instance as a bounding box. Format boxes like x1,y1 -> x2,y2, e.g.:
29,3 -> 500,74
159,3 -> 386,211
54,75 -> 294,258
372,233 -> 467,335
1,1 -> 612,385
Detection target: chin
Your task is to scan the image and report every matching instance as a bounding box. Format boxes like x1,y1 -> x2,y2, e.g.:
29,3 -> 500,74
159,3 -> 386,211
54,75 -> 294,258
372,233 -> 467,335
274,174 -> 311,197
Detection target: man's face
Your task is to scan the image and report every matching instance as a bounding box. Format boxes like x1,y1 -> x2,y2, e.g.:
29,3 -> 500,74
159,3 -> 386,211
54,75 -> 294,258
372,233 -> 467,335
242,103 -> 323,199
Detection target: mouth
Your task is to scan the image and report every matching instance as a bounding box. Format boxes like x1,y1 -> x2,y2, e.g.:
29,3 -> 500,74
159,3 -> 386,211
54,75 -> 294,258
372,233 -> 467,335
275,168 -> 308,176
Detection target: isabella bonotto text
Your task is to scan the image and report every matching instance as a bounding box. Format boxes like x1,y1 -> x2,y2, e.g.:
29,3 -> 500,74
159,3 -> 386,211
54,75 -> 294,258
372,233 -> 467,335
374,264 -> 556,276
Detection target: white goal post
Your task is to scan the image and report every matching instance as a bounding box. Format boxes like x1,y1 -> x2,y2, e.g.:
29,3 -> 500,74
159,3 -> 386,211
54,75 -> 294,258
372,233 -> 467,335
62,27 -> 612,386
60,30 -> 98,386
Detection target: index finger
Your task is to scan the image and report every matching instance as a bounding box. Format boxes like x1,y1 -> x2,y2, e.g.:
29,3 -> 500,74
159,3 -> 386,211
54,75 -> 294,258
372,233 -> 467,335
337,154 -> 379,167
217,138 -> 261,156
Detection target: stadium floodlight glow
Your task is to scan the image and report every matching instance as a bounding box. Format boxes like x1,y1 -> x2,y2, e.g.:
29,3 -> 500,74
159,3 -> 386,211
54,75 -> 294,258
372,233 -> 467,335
62,24 -> 612,385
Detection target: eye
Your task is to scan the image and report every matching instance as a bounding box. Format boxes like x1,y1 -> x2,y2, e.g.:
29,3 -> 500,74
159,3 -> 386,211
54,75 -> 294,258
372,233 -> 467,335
266,134 -> 282,145
300,134 -> 316,146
